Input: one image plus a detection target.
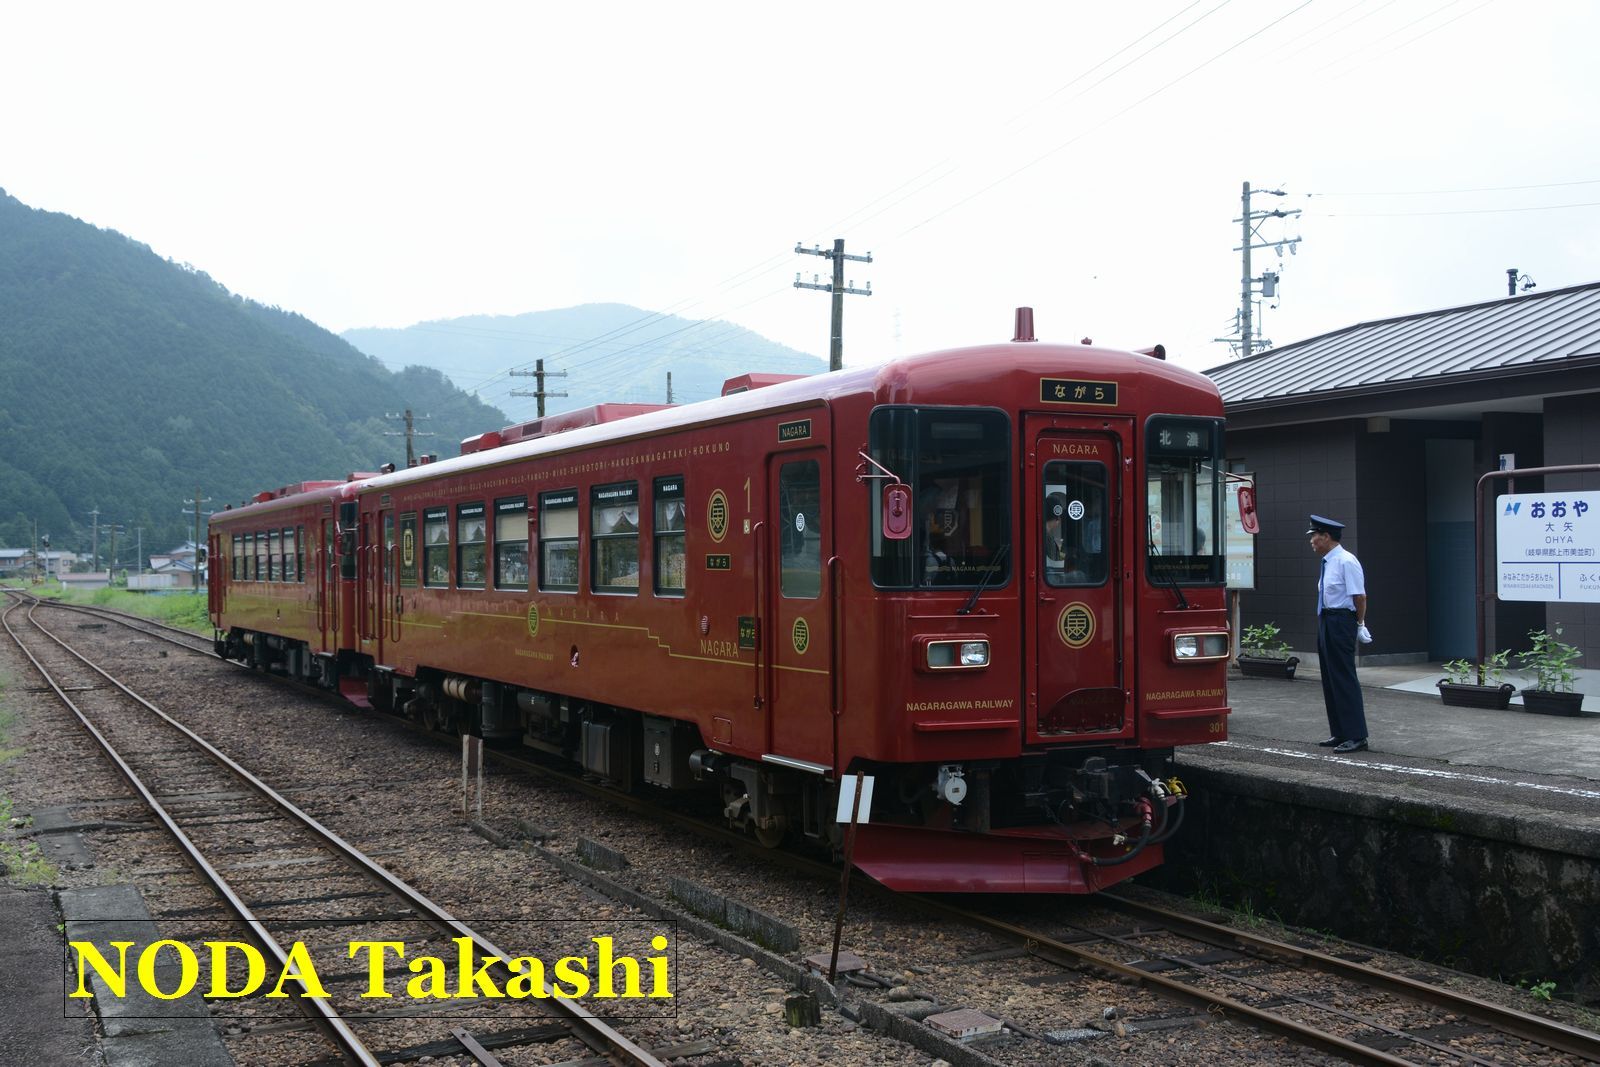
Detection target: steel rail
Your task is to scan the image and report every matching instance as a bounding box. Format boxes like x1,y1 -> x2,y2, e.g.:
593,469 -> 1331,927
2,598 -> 381,1067
21,593 -> 216,649
1102,891 -> 1600,1062
6,598 -> 664,1067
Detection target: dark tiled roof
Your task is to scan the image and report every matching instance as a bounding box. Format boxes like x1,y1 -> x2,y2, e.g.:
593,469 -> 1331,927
1204,281 -> 1600,405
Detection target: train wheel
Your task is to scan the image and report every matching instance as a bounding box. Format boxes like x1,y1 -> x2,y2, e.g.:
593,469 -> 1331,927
752,822 -> 786,849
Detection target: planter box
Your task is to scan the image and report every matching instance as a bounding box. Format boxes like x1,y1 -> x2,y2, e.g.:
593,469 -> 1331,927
1437,681 -> 1515,710
1238,655 -> 1298,679
1519,688 -> 1585,717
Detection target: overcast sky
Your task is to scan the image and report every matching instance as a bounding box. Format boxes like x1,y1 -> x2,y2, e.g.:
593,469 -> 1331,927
4,1 -> 1597,398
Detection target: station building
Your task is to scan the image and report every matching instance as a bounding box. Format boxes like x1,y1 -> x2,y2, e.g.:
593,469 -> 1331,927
1205,280 -> 1600,665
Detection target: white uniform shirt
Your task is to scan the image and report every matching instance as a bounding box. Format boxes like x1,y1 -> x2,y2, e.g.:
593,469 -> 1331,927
1318,543 -> 1365,612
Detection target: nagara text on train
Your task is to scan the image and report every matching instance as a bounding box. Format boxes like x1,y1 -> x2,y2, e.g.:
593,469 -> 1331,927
207,309 -> 1235,894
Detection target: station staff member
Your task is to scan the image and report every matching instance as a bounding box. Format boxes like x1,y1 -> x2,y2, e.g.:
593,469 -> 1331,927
1308,515 -> 1370,753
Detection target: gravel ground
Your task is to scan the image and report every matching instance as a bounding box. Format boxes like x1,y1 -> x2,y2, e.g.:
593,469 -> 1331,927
4,600 -> 1597,1066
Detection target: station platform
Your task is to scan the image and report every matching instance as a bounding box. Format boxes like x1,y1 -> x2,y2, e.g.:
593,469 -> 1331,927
1197,656 -> 1600,825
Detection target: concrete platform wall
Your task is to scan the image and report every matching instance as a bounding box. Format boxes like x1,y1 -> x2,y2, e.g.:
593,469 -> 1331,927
1141,765 -> 1600,1005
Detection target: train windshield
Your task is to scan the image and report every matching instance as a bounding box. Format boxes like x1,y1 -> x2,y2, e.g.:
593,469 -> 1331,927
1145,415 -> 1225,585
869,406 -> 1011,589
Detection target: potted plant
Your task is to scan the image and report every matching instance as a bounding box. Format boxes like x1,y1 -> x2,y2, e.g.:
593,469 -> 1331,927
1437,650 -> 1515,709
1518,627 -> 1586,716
1236,622 -> 1298,679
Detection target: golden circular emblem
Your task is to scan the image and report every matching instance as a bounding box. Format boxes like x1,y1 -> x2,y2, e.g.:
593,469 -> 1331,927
792,617 -> 811,655
402,528 -> 415,567
1057,602 -> 1095,649
526,603 -> 540,638
707,489 -> 730,543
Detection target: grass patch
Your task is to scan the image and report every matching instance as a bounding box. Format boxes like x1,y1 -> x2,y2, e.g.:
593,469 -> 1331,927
0,837 -> 58,887
57,586 -> 211,634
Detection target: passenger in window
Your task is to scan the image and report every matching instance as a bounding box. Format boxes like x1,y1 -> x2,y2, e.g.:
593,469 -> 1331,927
924,532 -> 952,583
1044,493 -> 1068,567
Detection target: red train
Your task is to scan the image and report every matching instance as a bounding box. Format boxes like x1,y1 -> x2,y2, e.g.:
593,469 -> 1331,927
208,310 -> 1232,893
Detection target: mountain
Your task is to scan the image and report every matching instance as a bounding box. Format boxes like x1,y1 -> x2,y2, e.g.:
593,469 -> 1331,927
0,189 -> 508,557
342,305 -> 827,422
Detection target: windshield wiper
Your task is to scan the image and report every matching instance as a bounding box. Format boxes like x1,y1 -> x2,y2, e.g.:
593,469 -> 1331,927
957,542 -> 1009,615
1147,524 -> 1191,609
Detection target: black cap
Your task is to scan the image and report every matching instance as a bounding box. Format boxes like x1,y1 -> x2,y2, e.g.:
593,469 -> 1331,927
1305,514 -> 1345,538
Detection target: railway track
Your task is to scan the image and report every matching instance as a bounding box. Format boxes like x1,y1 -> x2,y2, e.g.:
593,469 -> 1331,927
21,592 -> 1600,1064
2,592 -> 665,1067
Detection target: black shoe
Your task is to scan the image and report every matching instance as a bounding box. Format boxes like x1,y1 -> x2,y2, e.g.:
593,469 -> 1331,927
1333,739 -> 1368,754
1316,737 -> 1342,747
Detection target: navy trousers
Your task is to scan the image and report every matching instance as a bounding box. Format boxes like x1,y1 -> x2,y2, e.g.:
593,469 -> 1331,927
1317,611 -> 1367,741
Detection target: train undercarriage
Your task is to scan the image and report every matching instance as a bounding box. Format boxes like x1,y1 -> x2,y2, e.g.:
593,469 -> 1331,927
219,625 -> 1185,890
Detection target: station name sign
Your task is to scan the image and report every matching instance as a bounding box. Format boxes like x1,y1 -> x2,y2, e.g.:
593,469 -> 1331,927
1496,491 -> 1600,603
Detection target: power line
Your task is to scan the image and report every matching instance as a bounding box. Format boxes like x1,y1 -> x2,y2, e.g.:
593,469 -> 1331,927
1305,177 -> 1600,198
1308,200 -> 1600,218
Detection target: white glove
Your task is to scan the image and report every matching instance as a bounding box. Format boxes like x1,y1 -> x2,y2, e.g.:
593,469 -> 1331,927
1357,624 -> 1373,644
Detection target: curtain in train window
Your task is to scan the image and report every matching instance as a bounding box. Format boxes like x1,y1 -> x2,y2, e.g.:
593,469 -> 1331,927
539,491 -> 579,592
456,503 -> 487,589
423,508 -> 450,588
495,497 -> 529,590
398,513 -> 418,588
591,482 -> 639,594
654,476 -> 686,596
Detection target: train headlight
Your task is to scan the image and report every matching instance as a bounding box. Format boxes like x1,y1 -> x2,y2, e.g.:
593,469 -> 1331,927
1172,631 -> 1230,662
924,638 -> 990,670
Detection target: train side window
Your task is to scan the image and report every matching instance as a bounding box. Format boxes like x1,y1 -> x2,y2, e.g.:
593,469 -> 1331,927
539,490 -> 580,592
232,535 -> 242,580
256,530 -> 269,581
268,529 -> 281,582
423,508 -> 450,588
456,503 -> 487,589
779,460 -> 822,599
281,526 -> 294,583
653,476 -> 686,596
1042,461 -> 1109,587
494,497 -> 529,590
398,513 -> 419,587
296,525 -> 306,582
592,482 -> 640,595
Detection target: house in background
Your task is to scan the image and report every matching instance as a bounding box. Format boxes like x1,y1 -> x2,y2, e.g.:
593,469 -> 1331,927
1206,281 -> 1600,665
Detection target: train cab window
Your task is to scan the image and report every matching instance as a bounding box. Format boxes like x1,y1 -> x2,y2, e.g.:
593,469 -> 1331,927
423,508 -> 450,588
456,503 -> 487,589
296,525 -> 306,582
398,513 -> 419,587
779,461 -> 822,598
591,482 -> 640,594
494,498 -> 530,590
1043,462 -> 1109,587
653,477 -> 687,596
1145,416 -> 1225,585
539,490 -> 580,592
868,406 -> 1011,589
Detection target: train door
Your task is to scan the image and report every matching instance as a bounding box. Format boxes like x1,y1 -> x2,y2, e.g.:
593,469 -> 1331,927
318,517 -> 337,653
763,449 -> 834,765
357,508 -> 378,655
207,530 -> 224,621
1025,417 -> 1132,743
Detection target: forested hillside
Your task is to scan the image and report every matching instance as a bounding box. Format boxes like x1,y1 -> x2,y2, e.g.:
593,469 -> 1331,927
343,304 -> 826,422
0,190 -> 507,556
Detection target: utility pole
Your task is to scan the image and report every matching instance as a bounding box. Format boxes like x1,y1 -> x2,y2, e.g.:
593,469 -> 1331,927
180,489 -> 212,593
89,507 -> 100,574
1218,183 -> 1301,357
106,524 -> 124,585
510,359 -> 569,418
385,409 -> 436,468
795,239 -> 873,371
666,372 -> 673,404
